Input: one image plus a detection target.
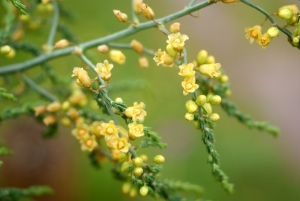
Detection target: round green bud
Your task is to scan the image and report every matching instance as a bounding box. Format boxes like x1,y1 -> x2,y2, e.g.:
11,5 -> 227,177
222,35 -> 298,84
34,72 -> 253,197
121,161 -> 131,172
206,55 -> 215,64
267,27 -> 280,38
122,182 -> 131,194
62,101 -> 70,111
196,50 -> 208,65
184,113 -> 194,121
225,89 -> 232,97
133,167 -> 143,176
219,75 -> 229,83
202,103 -> 212,115
139,154 -> 148,162
0,45 -> 11,55
139,186 -> 149,196
209,113 -> 220,122
118,152 -> 127,163
185,100 -> 198,113
209,95 -> 222,105
196,95 -> 207,106
278,8 -> 293,20
129,187 -> 137,197
292,37 -> 300,46
166,44 -> 178,58
153,154 -> 165,164
115,97 -> 123,102
133,157 -> 143,167
293,27 -> 300,37
194,121 -> 200,130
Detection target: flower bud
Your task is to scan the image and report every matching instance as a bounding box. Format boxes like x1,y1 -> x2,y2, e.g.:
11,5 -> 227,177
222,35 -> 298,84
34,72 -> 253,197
185,100 -> 198,113
72,67 -> 92,88
166,44 -> 178,58
267,27 -> 279,38
43,115 -> 57,126
115,97 -> 123,102
19,14 -> 30,23
134,0 -> 143,14
184,113 -> 194,121
0,45 -> 12,55
209,113 -> 220,122
113,10 -> 128,22
33,105 -> 47,116
130,40 -> 144,54
209,95 -> 222,105
194,121 -> 200,129
139,186 -> 149,196
6,48 -> 16,59
122,182 -> 131,194
61,117 -> 71,126
109,50 -> 126,64
153,154 -> 165,164
225,89 -> 232,97
139,57 -> 149,68
129,187 -> 137,197
206,55 -> 215,64
67,108 -> 79,120
196,50 -> 208,66
169,22 -> 180,33
140,3 -> 155,20
278,8 -> 293,20
62,101 -> 70,111
202,103 -> 212,115
47,101 -> 61,112
196,95 -> 207,106
279,5 -> 299,15
133,167 -> 143,176
121,161 -> 131,172
292,36 -> 300,46
54,39 -> 69,48
133,157 -> 143,167
219,75 -> 229,83
139,154 -> 148,162
97,44 -> 109,53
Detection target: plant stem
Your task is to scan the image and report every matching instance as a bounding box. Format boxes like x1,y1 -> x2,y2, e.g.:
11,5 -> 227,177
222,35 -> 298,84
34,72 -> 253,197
46,0 -> 60,49
131,0 -> 139,24
108,43 -> 155,56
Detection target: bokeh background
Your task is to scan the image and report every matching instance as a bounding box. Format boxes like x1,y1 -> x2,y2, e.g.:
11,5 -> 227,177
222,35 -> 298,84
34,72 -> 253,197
0,0 -> 300,201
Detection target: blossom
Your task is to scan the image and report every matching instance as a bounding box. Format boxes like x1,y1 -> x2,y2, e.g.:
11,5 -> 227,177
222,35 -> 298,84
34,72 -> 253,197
89,121 -> 104,137
128,122 -> 144,140
124,102 -> 147,122
153,49 -> 174,66
198,63 -> 221,78
80,135 -> 98,152
100,120 -> 119,140
178,63 -> 195,78
257,33 -> 272,49
181,77 -> 199,95
166,32 -> 189,52
95,60 -> 113,81
130,40 -> 144,54
140,3 -> 155,20
111,137 -> 131,153
244,25 -> 262,44
109,50 -> 126,64
72,123 -> 90,139
71,67 -> 92,88
113,10 -> 128,22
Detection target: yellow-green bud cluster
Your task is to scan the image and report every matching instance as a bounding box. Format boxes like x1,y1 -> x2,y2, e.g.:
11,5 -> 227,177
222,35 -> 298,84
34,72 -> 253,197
195,50 -> 221,78
277,5 -> 300,26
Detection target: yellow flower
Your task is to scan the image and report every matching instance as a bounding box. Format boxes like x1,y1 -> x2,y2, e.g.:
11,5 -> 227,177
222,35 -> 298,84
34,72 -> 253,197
244,25 -> 262,44
95,60 -> 113,81
71,67 -> 92,88
72,123 -> 90,139
178,63 -> 195,78
112,137 -> 131,153
89,121 -> 105,137
68,90 -> 87,107
140,3 -> 155,20
153,49 -> 174,66
128,122 -> 144,140
257,33 -> 272,49
166,32 -> 189,52
169,22 -> 180,33
133,0 -> 143,14
124,102 -> 147,122
100,120 -> 119,140
113,10 -> 128,22
198,63 -> 221,78
181,77 -> 199,95
80,135 -> 98,152
139,57 -> 149,68
109,50 -> 126,64
130,40 -> 144,54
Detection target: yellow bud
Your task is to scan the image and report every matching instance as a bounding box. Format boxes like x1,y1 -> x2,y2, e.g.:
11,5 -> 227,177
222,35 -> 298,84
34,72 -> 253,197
118,152 -> 127,163
209,113 -> 220,122
267,27 -> 279,38
97,44 -> 109,53
206,55 -> 215,64
62,101 -> 70,111
121,161 -> 131,172
61,117 -> 71,126
279,5 -> 299,15
115,97 -> 123,102
133,167 -> 143,176
209,95 -> 222,105
134,0 -> 143,14
67,108 -> 79,120
129,187 -> 137,198
166,44 -> 178,58
140,3 -> 155,20
220,75 -> 229,83
43,115 -> 57,126
196,95 -> 207,106
184,113 -> 194,121
109,50 -> 126,64
153,155 -> 165,164
0,45 -> 12,55
202,103 -> 212,115
225,89 -> 232,97
130,40 -> 144,54
196,50 -> 208,66
185,100 -> 198,113
19,14 -> 30,23
278,8 -> 293,20
139,57 -> 149,68
54,39 -> 69,48
33,105 -> 47,116
139,186 -> 149,196
139,154 -> 148,162
122,182 -> 131,194
133,157 -> 143,167
113,10 -> 128,22
194,121 -> 200,129
292,37 -> 300,46
72,67 -> 92,88
169,22 -> 180,33
6,48 -> 16,59
47,101 -> 61,112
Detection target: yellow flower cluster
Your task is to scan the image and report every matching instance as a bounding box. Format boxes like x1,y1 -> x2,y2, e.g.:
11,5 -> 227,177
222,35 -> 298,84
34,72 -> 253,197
153,27 -> 188,67
194,50 -> 221,78
178,63 -> 199,95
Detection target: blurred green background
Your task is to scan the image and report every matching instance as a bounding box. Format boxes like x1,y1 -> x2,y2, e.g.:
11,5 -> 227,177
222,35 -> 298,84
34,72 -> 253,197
0,0 -> 300,201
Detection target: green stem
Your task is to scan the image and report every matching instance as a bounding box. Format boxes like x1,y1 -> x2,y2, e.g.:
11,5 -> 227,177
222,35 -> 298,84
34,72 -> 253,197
46,0 -> 60,49
79,53 -> 104,86
22,75 -> 57,101
108,43 -> 155,56
240,0 -> 292,38
0,1 -> 212,74
188,0 -> 198,7
131,0 -> 139,24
